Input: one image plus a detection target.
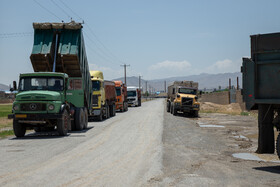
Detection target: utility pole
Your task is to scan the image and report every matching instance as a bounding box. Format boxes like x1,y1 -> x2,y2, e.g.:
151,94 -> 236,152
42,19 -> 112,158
164,80 -> 166,93
139,75 -> 142,90
120,64 -> 130,85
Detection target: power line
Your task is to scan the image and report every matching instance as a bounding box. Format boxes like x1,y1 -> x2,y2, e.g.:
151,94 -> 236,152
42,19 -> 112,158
50,0 -> 72,20
33,0 -> 62,21
58,0 -> 83,21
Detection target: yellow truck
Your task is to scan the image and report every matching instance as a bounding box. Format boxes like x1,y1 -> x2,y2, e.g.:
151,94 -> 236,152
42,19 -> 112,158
166,81 -> 200,117
90,71 -> 116,121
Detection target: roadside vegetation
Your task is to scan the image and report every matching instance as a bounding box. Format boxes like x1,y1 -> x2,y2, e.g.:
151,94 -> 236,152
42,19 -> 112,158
0,104 -> 14,139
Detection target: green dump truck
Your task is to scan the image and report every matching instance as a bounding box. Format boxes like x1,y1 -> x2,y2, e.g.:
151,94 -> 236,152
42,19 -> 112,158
8,21 -> 92,137
241,32 -> 280,159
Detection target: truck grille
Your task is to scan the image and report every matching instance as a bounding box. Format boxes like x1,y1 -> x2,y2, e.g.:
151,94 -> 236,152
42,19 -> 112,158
182,97 -> 193,106
128,98 -> 135,102
92,95 -> 98,106
20,103 -> 46,111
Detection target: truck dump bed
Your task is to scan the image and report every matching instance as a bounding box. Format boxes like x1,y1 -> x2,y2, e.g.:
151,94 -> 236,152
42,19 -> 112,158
30,21 -> 92,109
104,81 -> 116,102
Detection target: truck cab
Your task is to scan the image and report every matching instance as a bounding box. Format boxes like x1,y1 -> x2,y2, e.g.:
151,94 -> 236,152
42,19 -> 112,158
114,81 -> 128,112
127,86 -> 141,107
167,81 -> 200,117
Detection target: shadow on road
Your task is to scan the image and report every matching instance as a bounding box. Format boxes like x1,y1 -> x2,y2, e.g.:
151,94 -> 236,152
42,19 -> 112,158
9,127 -> 94,140
253,165 -> 280,174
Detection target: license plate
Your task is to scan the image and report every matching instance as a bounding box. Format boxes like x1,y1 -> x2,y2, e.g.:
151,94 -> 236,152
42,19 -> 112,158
15,114 -> 27,118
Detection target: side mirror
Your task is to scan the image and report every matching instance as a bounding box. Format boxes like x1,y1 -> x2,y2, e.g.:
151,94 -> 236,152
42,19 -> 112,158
13,81 -> 17,91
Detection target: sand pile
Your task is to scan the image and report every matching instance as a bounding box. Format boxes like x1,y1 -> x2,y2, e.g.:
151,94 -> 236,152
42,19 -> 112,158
201,102 -> 242,114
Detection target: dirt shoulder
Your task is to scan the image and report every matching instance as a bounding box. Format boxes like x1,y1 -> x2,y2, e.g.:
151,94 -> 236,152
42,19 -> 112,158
149,110 -> 280,186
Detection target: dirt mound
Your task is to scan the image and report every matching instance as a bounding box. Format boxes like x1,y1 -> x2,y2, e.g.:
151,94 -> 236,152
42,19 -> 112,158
201,102 -> 242,114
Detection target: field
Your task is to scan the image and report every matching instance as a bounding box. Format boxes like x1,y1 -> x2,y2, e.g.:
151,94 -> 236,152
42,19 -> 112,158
0,104 -> 13,138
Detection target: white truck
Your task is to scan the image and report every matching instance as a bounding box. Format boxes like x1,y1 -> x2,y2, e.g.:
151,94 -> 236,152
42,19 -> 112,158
127,86 -> 141,107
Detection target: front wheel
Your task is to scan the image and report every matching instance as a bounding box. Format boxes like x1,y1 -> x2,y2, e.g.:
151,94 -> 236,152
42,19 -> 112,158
57,110 -> 69,136
276,133 -> 280,159
13,119 -> 26,137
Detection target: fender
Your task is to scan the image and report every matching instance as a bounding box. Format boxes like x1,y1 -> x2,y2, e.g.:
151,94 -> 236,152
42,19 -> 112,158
60,103 -> 70,114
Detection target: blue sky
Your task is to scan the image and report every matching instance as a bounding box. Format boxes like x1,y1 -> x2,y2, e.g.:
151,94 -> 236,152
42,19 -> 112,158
0,0 -> 280,85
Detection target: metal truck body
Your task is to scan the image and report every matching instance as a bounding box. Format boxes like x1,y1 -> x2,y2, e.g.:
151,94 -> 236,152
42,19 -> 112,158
9,22 -> 92,137
114,81 -> 128,112
127,86 -> 141,107
90,71 -> 116,120
241,32 -> 280,158
166,81 -> 200,117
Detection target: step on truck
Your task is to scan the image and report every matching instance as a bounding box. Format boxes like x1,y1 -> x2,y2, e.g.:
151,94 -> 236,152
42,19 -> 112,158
90,71 -> 116,121
8,21 -> 92,137
241,32 -> 280,159
114,81 -> 128,112
127,86 -> 141,107
166,81 -> 200,117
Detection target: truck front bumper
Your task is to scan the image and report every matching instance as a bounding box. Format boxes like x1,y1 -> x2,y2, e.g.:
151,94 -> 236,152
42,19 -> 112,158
8,113 -> 63,119
174,104 -> 199,112
92,109 -> 101,116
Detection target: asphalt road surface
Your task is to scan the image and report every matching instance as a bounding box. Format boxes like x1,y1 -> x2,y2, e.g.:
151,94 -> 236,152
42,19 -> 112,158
0,99 -> 279,186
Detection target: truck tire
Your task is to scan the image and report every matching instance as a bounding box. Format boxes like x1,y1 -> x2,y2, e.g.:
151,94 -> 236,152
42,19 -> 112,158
138,100 -> 141,107
256,104 -> 274,154
13,119 -> 26,137
112,105 -> 116,116
173,106 -> 177,116
75,108 -> 85,131
109,105 -> 115,117
57,109 -> 69,136
107,105 -> 111,118
276,133 -> 280,159
167,102 -> 170,112
84,108 -> 88,129
170,103 -> 173,114
125,102 -> 128,111
193,110 -> 199,117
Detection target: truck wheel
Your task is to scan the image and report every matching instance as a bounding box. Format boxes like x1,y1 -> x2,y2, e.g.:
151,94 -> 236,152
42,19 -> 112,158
109,105 -> 114,117
57,110 -> 69,136
167,102 -> 170,112
193,110 -> 199,117
173,106 -> 177,116
75,108 -> 85,131
138,100 -> 141,107
13,119 -> 26,137
112,105 -> 116,116
84,108 -> 88,129
256,104 -> 274,153
170,103 -> 173,114
125,102 -> 128,111
276,133 -> 280,159
107,105 -> 111,118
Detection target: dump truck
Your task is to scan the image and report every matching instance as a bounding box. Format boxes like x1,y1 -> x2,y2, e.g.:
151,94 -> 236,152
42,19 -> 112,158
166,81 -> 200,117
90,71 -> 116,121
241,32 -> 280,159
8,21 -> 92,137
127,86 -> 141,107
114,81 -> 128,112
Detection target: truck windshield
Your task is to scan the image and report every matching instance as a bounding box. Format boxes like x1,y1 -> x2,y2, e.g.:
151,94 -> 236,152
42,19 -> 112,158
127,91 -> 136,97
178,88 -> 197,95
19,77 -> 64,91
92,81 -> 100,91
116,87 -> 121,96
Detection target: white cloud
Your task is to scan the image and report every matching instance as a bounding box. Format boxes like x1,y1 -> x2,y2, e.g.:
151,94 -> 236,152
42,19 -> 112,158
205,59 -> 242,74
89,64 -> 123,80
149,60 -> 191,71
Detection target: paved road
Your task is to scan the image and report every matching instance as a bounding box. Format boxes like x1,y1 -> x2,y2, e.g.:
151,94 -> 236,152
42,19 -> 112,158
0,99 -> 163,187
1,99 -> 280,187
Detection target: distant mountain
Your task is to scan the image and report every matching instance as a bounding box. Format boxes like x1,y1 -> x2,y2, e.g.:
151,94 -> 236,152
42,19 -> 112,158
113,72 -> 242,91
0,83 -> 9,91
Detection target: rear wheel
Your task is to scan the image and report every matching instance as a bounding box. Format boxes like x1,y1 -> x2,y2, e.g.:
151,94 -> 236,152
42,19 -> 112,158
256,104 -> 274,153
57,110 -> 69,136
84,108 -> 88,129
276,133 -> 280,159
193,110 -> 199,117
167,101 -> 170,112
75,108 -> 85,131
13,119 -> 26,137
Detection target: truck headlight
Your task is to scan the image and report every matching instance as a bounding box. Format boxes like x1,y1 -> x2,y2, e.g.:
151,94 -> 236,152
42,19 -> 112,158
13,104 -> 19,111
48,104 -> 55,111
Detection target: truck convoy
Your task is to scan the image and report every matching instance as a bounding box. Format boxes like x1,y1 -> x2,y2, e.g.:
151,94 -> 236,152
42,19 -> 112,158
166,81 -> 200,117
114,81 -> 128,112
8,21 -> 92,137
241,32 -> 280,159
127,86 -> 141,107
90,71 -> 116,121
